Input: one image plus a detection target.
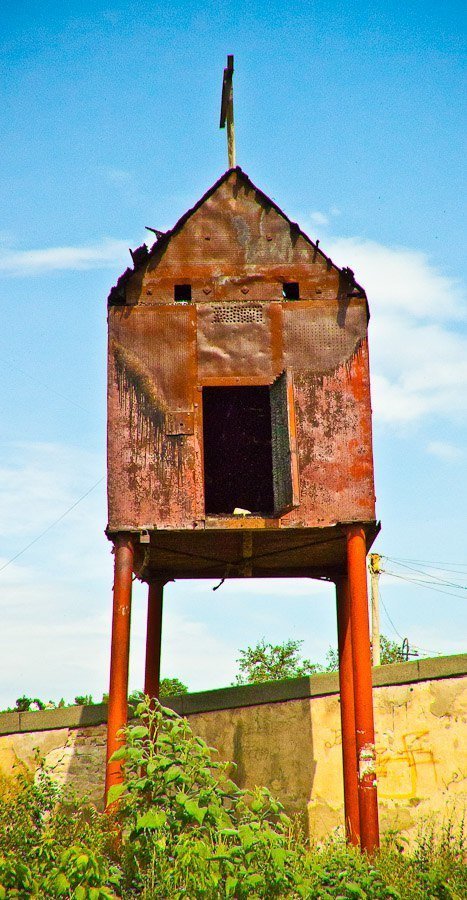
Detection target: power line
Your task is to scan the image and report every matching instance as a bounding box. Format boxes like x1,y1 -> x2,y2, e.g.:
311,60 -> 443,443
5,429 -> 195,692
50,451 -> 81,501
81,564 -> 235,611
383,557 -> 467,590
0,476 -> 105,574
379,590 -> 447,658
386,555 -> 467,573
0,344 -> 93,415
387,567 -> 467,592
382,569 -> 466,600
379,587 -> 405,642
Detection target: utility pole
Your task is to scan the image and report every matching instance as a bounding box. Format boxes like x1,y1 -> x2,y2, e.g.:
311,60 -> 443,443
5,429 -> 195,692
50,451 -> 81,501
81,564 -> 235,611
220,55 -> 236,168
369,553 -> 381,666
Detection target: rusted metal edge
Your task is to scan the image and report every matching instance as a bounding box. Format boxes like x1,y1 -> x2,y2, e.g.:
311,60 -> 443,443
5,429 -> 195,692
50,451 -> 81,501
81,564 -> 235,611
107,168 -> 367,306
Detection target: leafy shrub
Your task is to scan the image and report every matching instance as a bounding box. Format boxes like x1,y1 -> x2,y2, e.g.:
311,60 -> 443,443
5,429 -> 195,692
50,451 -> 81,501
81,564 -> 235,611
0,700 -> 465,898
110,698 -> 315,897
0,770 -> 119,898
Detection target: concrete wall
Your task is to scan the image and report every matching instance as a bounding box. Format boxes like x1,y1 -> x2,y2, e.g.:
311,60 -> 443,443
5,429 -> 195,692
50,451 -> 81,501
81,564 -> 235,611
0,655 -> 465,841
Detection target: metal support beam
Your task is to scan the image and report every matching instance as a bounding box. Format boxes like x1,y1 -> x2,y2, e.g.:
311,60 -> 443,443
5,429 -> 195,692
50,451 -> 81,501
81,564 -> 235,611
347,526 -> 380,853
335,576 -> 360,845
105,534 -> 134,806
144,579 -> 165,700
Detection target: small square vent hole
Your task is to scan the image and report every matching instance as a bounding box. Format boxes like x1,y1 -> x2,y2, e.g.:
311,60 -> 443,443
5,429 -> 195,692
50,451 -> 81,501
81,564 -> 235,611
174,284 -> 192,302
282,282 -> 300,300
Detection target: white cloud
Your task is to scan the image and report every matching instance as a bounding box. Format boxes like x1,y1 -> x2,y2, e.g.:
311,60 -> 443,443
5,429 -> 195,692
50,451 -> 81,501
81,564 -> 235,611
322,236 -> 467,424
0,238 -> 131,275
308,211 -> 329,227
426,441 -> 464,460
327,237 -> 465,321
0,442 -> 103,538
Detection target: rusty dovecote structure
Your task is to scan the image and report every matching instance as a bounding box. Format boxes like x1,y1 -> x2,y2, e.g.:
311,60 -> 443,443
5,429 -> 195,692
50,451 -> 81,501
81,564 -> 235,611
105,165 -> 381,851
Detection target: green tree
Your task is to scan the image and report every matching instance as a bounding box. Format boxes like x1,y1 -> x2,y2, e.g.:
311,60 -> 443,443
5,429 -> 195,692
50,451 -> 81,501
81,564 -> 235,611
379,635 -> 404,665
325,635 -> 404,671
159,677 -> 188,697
14,695 -> 45,712
234,639 -> 323,685
127,679 -> 189,708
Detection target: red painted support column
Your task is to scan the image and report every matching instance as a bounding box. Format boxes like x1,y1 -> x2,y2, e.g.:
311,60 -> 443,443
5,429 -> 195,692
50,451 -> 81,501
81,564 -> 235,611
335,577 -> 360,846
347,526 -> 380,853
105,534 -> 134,806
144,579 -> 165,700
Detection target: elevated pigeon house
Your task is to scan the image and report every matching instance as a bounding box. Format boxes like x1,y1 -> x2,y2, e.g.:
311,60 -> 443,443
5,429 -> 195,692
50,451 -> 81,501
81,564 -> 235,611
107,168 -> 378,580
105,167 -> 381,851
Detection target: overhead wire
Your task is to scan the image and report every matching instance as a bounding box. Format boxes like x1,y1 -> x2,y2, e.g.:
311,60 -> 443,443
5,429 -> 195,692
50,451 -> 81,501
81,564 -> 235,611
0,476 -> 105,574
381,570 -> 466,600
385,555 -> 467,573
382,557 -> 467,590
379,588 -> 448,658
376,558 -> 466,657
379,587 -> 405,642
0,344 -> 94,416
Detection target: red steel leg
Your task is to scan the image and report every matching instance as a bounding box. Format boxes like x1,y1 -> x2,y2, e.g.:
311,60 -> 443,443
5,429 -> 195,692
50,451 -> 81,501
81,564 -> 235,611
144,579 -> 165,700
336,576 -> 360,845
347,526 -> 380,853
104,534 -> 134,806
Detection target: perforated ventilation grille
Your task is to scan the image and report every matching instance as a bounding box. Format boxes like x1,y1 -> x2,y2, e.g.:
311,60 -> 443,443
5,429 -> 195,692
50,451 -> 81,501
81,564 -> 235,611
212,305 -> 264,324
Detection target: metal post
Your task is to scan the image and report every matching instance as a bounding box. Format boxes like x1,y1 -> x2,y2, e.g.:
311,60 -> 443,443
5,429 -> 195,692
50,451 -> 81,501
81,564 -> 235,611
369,553 -> 381,666
347,526 -> 380,853
105,534 -> 134,806
227,84 -> 236,169
144,579 -> 165,700
335,577 -> 360,845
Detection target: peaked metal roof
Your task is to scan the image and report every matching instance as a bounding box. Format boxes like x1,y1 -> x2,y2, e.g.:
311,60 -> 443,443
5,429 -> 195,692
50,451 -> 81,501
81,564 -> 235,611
108,167 -> 365,304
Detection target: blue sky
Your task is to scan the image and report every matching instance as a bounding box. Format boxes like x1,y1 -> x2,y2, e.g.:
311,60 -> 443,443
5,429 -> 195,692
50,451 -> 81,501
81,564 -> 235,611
0,1 -> 465,707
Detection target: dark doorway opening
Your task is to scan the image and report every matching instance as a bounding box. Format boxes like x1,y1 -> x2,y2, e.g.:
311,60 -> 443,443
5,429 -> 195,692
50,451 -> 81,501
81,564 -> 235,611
203,386 -> 275,515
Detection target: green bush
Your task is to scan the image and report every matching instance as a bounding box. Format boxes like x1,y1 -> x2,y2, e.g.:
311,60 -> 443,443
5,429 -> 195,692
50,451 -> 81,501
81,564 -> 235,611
0,700 -> 465,898
0,769 -> 120,898
110,699 -> 314,898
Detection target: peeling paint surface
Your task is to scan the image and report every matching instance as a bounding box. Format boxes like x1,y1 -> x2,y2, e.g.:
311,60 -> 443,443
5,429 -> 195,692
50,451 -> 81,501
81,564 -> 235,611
107,169 -> 376,575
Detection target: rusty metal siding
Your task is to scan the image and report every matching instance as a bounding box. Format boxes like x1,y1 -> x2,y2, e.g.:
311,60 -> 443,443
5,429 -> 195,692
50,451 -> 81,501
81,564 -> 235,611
282,301 -> 367,374
197,303 -> 276,379
107,169 -> 375,536
134,174 -> 340,306
107,306 -> 198,529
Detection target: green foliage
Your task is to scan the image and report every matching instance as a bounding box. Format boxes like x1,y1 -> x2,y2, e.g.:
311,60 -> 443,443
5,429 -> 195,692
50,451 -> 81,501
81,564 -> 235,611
0,770 -> 119,898
75,695 -> 95,707
112,697 -> 312,897
2,680 -> 189,715
311,636 -> 404,675
159,677 -> 189,697
234,639 -> 323,685
128,678 -> 188,709
0,701 -> 465,898
234,636 -> 406,686
378,636 -> 404,665
13,696 -> 45,712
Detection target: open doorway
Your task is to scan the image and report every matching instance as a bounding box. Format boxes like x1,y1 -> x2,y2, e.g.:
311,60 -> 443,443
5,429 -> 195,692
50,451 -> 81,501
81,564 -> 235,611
203,386 -> 274,515
202,373 -> 300,517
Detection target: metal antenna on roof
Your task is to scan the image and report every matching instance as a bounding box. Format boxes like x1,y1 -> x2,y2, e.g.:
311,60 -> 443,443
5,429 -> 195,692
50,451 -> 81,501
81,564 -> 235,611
220,55 -> 235,169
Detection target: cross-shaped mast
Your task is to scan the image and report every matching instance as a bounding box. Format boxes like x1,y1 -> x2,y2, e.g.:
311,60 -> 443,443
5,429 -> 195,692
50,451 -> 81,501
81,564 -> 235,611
220,54 -> 235,168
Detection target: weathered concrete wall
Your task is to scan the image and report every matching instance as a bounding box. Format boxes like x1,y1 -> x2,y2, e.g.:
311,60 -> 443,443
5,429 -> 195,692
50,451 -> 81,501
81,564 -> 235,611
0,655 -> 465,841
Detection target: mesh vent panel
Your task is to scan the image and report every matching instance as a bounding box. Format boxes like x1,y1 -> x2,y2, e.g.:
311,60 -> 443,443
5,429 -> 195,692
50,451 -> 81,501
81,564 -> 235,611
212,305 -> 264,324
